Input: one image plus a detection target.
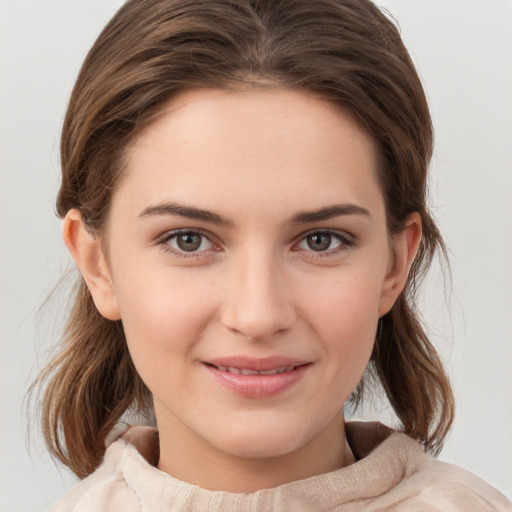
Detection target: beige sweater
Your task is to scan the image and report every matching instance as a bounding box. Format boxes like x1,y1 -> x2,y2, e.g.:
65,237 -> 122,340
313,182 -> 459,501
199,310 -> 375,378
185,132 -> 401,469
50,430 -> 511,511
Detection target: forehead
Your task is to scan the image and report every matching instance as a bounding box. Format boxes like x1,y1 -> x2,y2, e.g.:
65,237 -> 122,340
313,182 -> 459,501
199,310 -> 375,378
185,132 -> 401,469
115,88 -> 383,221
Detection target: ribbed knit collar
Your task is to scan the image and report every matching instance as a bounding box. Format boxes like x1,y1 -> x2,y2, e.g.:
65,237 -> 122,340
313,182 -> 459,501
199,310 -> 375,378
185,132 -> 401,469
103,430 -> 428,511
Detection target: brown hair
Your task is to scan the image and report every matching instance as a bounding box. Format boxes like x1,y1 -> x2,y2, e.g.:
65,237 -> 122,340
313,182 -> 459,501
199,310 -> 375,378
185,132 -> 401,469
35,0 -> 454,478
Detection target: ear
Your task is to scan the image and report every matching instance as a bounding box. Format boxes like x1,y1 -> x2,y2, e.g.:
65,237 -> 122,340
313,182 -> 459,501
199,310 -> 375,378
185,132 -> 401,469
378,212 -> 422,317
63,209 -> 121,321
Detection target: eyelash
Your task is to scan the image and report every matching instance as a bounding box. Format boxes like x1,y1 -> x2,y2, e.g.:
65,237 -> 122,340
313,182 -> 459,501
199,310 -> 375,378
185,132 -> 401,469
156,229 -> 355,259
156,229 -> 218,259
294,230 -> 355,257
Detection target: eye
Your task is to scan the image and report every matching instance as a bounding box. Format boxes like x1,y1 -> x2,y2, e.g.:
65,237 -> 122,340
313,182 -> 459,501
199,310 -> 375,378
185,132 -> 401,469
296,231 -> 351,253
164,230 -> 214,253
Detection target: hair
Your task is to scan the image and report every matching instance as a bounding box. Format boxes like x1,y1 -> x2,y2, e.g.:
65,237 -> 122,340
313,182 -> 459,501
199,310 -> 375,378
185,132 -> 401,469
35,0 -> 454,478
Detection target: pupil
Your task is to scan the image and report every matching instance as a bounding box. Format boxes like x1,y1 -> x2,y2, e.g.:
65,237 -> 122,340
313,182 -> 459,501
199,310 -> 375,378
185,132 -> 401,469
177,233 -> 201,251
307,233 -> 331,251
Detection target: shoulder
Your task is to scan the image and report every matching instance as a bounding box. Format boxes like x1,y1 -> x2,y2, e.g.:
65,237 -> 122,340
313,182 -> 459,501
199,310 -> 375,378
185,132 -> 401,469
374,435 -> 512,511
48,439 -> 142,512
412,459 -> 511,511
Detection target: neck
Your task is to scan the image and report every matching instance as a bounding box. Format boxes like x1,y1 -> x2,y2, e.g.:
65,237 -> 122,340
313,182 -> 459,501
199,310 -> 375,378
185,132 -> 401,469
155,408 -> 354,493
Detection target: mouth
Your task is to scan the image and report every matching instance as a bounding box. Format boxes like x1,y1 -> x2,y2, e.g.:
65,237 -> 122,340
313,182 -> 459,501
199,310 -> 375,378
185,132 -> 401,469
206,364 -> 300,376
203,357 -> 312,398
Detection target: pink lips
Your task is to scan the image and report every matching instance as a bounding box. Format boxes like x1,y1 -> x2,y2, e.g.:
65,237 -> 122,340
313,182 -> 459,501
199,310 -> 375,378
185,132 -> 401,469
203,356 -> 311,399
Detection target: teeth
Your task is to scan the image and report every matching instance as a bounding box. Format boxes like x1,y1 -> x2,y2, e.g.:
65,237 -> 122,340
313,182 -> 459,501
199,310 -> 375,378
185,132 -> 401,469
260,366 -> 294,375
215,365 -> 295,375
241,368 -> 259,375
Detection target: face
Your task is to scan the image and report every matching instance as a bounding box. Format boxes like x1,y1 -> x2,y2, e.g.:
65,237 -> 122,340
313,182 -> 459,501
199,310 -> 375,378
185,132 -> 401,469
70,89 -> 416,478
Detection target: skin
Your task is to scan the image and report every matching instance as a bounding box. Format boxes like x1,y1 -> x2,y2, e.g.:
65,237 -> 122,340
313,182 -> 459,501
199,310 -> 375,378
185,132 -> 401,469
64,88 -> 421,492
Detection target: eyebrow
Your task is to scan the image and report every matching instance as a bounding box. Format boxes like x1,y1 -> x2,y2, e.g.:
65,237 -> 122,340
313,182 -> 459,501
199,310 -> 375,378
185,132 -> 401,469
138,201 -> 370,226
289,204 -> 370,224
138,203 -> 233,226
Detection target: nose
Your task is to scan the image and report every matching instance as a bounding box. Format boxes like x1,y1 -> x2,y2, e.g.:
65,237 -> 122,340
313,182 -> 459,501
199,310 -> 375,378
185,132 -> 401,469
220,249 -> 297,342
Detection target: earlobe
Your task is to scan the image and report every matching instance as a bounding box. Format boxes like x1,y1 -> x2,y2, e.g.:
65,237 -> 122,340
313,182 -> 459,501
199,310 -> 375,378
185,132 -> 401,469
378,212 -> 422,317
63,209 -> 121,321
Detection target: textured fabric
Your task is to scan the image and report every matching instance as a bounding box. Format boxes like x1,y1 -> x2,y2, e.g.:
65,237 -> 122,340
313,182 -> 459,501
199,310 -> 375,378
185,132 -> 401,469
49,429 -> 512,511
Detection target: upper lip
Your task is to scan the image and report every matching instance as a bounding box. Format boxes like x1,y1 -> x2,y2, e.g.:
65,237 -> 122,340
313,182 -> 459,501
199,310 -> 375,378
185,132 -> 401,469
204,356 -> 310,372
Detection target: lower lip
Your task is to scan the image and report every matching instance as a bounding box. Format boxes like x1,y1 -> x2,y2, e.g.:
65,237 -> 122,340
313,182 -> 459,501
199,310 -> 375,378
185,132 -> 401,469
204,364 -> 310,399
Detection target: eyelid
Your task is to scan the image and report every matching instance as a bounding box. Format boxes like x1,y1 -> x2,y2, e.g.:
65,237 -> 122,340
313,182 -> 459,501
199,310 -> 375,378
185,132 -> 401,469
156,228 -> 220,257
292,229 -> 356,254
154,227 -> 356,259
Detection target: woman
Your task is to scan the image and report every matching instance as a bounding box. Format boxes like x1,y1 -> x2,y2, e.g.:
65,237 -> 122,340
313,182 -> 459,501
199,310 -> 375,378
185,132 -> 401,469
36,0 -> 511,509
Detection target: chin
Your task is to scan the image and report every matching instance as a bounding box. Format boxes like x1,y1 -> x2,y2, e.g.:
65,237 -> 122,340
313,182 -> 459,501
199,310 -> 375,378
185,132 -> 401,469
207,419 -> 314,460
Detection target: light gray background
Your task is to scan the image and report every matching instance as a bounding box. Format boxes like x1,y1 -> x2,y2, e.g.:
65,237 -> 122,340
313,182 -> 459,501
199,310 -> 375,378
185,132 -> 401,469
1,0 -> 511,510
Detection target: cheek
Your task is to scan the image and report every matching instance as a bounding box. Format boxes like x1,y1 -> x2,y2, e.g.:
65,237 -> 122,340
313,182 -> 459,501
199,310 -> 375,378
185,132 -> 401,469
303,268 -> 383,335
112,266 -> 219,372
298,267 -> 383,376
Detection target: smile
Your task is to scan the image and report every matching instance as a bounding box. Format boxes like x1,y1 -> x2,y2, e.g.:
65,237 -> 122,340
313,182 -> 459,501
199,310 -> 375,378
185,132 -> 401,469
203,357 -> 311,399
213,365 -> 297,375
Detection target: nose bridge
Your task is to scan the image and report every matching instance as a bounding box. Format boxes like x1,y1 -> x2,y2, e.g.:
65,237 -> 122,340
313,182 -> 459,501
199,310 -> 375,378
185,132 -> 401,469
221,244 -> 295,341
